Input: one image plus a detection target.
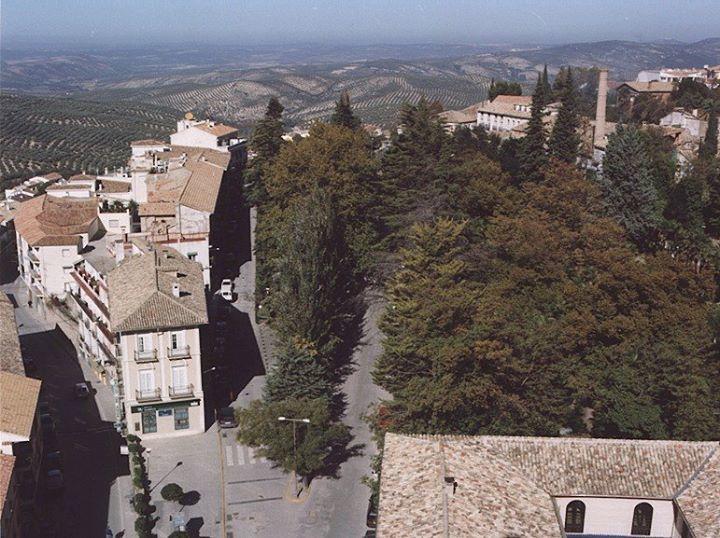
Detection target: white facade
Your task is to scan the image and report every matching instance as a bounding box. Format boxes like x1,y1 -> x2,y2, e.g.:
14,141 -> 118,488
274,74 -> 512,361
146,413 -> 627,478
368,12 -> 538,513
660,110 -> 708,138
556,496 -> 683,537
119,328 -> 205,438
17,235 -> 85,298
98,211 -> 131,236
477,111 -> 529,132
170,119 -> 242,152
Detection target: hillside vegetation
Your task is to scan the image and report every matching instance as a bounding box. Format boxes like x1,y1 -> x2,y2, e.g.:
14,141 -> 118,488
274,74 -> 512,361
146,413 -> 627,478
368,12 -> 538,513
0,93 -> 177,185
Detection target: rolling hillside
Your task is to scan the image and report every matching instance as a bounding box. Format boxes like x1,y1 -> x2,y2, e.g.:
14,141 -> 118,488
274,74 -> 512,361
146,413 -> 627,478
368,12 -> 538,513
0,93 -> 177,184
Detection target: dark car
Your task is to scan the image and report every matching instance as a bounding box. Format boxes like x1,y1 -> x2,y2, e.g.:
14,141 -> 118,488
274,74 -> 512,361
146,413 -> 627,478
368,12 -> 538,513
40,414 -> 55,434
366,497 -> 378,529
45,451 -> 62,470
218,407 -> 238,428
22,357 -> 37,374
74,382 -> 90,399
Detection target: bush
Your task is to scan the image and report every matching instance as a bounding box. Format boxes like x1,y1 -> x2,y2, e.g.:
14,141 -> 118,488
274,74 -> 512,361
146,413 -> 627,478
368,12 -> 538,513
160,483 -> 184,503
168,532 -> 189,538
134,515 -> 157,536
127,434 -> 140,443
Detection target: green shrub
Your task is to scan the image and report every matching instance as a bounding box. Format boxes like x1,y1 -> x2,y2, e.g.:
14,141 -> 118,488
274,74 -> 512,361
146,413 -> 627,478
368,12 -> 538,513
160,483 -> 184,503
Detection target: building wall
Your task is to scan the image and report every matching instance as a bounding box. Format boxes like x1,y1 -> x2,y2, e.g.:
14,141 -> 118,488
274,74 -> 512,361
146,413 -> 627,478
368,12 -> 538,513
477,112 -> 528,132
98,211 -> 131,236
37,243 -> 83,298
170,128 -> 219,150
0,431 -> 27,456
555,496 -> 677,537
119,327 -> 205,438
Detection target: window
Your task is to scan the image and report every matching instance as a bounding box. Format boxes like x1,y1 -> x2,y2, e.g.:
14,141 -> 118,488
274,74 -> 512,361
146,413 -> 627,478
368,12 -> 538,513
61,248 -> 71,257
170,331 -> 183,350
631,503 -> 653,536
63,266 -> 72,275
187,252 -> 197,261
172,365 -> 188,389
137,335 -> 150,353
138,369 -> 155,394
109,219 -> 119,228
141,410 -> 157,434
174,407 -> 189,430
564,500 -> 585,533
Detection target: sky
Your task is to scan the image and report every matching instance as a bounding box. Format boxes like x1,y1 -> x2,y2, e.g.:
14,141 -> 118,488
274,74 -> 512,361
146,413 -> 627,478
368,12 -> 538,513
1,0 -> 718,49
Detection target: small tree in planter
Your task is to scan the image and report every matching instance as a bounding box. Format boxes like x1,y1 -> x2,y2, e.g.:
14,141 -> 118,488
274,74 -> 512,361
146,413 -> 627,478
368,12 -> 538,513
161,483 -> 184,504
168,531 -> 189,538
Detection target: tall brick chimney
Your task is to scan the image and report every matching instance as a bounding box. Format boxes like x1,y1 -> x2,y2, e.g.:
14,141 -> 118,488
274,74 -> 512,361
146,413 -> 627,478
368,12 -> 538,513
594,68 -> 609,148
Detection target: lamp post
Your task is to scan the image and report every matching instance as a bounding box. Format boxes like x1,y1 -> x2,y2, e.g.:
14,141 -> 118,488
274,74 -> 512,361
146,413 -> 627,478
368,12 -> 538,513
277,416 -> 310,497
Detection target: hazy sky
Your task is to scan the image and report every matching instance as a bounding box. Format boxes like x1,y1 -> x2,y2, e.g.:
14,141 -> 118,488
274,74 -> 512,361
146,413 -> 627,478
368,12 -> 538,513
2,0 -> 718,49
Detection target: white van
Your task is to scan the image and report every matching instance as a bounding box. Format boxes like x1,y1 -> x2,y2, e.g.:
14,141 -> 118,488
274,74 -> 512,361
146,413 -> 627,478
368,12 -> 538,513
220,279 -> 234,301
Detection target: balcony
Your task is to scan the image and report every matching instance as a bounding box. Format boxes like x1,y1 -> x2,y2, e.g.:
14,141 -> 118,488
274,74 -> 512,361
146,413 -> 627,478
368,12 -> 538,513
135,388 -> 161,402
167,345 -> 191,359
134,349 -> 158,363
27,250 -> 39,263
168,384 -> 194,399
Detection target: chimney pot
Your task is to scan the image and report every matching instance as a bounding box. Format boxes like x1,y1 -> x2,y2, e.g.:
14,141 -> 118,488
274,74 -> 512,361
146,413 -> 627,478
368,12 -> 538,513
172,283 -> 180,297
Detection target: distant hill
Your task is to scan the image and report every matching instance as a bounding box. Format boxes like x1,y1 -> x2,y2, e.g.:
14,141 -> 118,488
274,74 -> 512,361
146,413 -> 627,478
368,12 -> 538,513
0,93 -> 177,184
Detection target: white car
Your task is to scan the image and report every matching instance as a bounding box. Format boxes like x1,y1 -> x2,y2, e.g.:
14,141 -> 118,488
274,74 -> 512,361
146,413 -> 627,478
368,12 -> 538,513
220,279 -> 234,301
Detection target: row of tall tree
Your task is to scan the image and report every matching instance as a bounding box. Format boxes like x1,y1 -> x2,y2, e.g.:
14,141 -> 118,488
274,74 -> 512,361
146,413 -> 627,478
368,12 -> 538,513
237,94 -> 367,481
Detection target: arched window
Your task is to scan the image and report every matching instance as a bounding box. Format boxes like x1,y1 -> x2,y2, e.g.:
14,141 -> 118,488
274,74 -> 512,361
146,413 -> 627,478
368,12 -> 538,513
564,500 -> 586,533
631,502 -> 653,535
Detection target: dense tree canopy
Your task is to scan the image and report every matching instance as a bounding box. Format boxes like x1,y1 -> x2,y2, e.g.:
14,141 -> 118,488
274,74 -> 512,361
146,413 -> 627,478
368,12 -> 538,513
488,80 -> 522,101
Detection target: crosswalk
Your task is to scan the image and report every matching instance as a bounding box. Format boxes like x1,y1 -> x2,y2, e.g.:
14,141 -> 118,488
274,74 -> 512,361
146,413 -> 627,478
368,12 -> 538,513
224,443 -> 268,467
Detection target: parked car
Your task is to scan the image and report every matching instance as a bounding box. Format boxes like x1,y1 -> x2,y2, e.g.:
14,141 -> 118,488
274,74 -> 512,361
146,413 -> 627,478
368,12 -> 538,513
366,497 -> 378,528
38,401 -> 51,415
40,414 -> 55,434
218,407 -> 238,428
74,382 -> 90,399
220,279 -> 234,301
46,469 -> 64,491
45,451 -> 62,470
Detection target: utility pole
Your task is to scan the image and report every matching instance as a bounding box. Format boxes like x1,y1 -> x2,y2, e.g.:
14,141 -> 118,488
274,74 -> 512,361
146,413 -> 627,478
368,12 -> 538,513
277,416 -> 310,497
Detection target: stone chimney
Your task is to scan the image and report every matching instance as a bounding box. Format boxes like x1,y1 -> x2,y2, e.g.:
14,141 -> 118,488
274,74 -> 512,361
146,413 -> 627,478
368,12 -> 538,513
172,282 -> 180,298
594,68 -> 608,148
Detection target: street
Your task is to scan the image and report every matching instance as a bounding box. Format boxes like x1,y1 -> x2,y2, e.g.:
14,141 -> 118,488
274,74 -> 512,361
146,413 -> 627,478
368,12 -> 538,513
1,279 -> 125,538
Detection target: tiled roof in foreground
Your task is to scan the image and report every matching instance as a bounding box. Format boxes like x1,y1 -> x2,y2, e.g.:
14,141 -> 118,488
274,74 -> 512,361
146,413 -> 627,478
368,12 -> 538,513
378,433 -> 720,537
108,245 -> 208,332
0,293 -> 24,375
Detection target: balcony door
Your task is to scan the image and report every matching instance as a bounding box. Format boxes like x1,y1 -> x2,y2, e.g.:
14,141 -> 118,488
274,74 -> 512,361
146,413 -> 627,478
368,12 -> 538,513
138,334 -> 150,353
170,331 -> 185,353
172,365 -> 188,390
138,369 -> 155,395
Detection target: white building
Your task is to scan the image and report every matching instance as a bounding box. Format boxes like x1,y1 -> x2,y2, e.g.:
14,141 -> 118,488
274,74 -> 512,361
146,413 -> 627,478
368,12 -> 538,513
14,195 -> 104,299
69,242 -> 209,438
660,108 -> 708,139
476,95 -> 534,132
170,116 -> 243,152
378,433 -> 720,537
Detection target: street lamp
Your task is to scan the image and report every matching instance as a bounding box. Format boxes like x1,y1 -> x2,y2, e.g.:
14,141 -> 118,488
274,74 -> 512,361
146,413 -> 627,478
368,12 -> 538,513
278,416 -> 310,498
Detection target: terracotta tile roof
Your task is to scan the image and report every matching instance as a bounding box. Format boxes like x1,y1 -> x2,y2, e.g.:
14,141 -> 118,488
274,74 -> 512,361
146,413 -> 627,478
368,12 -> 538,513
131,139 -> 167,146
42,172 -> 64,181
46,183 -> 91,191
146,148 -> 229,214
98,179 -> 131,193
477,95 -> 534,119
619,81 -> 675,93
69,173 -> 97,181
0,293 -> 24,376
438,103 -> 479,125
0,371 -> 41,438
14,195 -> 98,247
108,245 -> 208,332
0,454 -> 15,511
138,202 -> 176,217
195,122 -> 238,137
378,433 -> 720,537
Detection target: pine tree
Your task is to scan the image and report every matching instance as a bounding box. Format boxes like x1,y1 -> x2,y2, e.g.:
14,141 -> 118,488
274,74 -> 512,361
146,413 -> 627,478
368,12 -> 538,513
700,109 -> 718,160
252,97 -> 285,163
599,125 -> 662,250
541,64 -> 551,105
548,67 -> 581,164
517,74 -> 547,182
330,90 -> 361,130
264,346 -> 338,402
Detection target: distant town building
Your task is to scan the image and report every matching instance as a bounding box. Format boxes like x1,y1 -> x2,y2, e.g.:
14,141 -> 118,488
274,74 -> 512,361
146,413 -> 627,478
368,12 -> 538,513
437,104 -> 480,132
14,195 -> 104,299
170,114 -> 244,153
476,95 -> 534,133
660,108 -> 708,139
616,80 -> 675,109
637,65 -> 720,87
378,433 -> 720,537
